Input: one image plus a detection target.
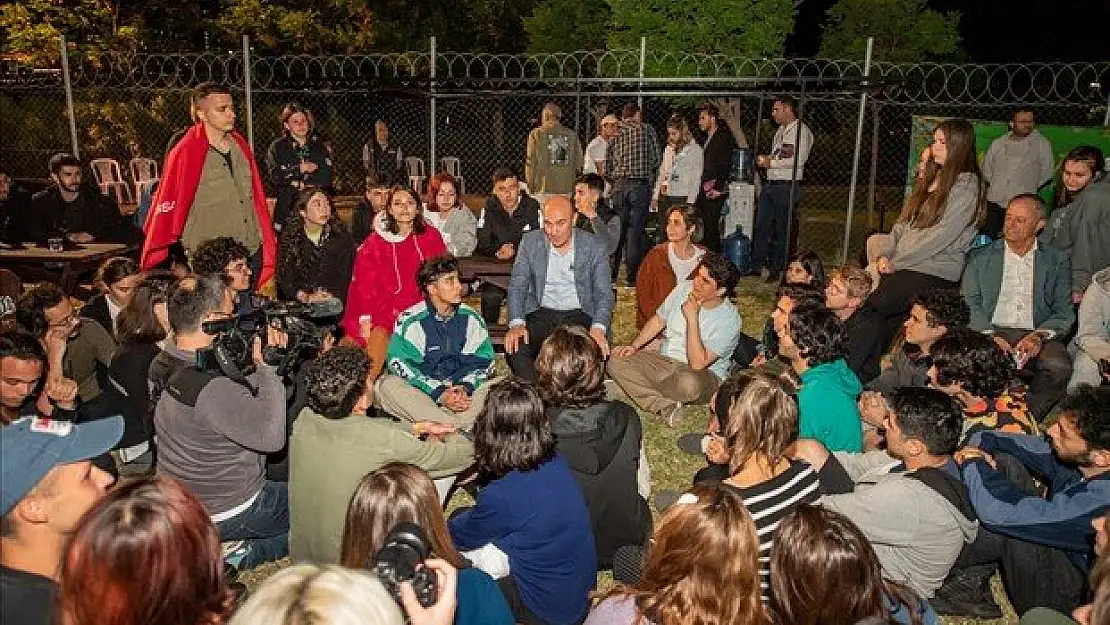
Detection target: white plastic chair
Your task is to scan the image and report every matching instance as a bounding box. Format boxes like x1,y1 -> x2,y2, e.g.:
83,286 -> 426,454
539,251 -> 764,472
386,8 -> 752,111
129,157 -> 160,200
440,156 -> 466,196
405,156 -> 426,194
89,158 -> 132,204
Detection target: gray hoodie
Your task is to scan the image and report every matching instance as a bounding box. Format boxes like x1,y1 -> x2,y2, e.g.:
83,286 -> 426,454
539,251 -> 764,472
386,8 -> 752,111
879,172 -> 983,282
1070,266 -> 1110,389
1067,179 -> 1110,294
823,451 -> 979,599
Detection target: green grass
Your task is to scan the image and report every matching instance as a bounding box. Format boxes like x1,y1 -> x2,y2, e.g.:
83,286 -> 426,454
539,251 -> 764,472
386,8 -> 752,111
240,275 -> 1018,624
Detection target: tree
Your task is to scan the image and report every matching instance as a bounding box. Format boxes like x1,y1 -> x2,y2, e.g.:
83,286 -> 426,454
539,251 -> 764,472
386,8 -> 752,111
1,0 -> 141,66
819,0 -> 961,62
213,0 -> 373,54
525,0 -> 611,53
606,0 -> 795,72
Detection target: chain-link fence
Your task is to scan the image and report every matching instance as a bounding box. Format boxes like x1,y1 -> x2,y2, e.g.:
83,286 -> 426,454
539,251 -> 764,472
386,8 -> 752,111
3,43 -> 1107,265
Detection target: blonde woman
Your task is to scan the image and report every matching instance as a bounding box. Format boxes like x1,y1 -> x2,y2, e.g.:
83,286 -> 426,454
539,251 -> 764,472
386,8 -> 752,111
653,115 -> 704,215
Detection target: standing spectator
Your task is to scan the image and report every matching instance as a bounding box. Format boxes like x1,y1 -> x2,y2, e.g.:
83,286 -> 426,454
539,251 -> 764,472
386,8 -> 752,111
961,194 -> 1075,419
363,119 -> 405,183
59,476 -> 235,625
0,170 -> 32,243
449,379 -> 597,625
0,415 -> 121,625
340,185 -> 447,381
572,172 -> 622,258
607,103 -> 662,283
771,506 -> 939,625
504,196 -> 615,382
609,253 -> 741,425
584,114 -> 620,175
424,173 -> 478,258
1070,266 -> 1110,389
862,119 -> 985,369
653,115 -> 704,217
141,83 -> 278,288
634,204 -> 705,329
339,464 -> 514,625
825,263 -> 880,383
289,347 -> 473,564
266,103 -> 333,231
80,256 -> 140,338
774,303 -> 863,452
376,255 -> 497,428
584,482 -> 767,625
350,172 -> 393,245
752,95 -> 814,282
695,103 -> 736,252
27,153 -> 135,244
525,102 -> 583,208
276,187 -> 356,305
536,325 -> 652,571
475,168 -> 542,324
981,108 -> 1055,239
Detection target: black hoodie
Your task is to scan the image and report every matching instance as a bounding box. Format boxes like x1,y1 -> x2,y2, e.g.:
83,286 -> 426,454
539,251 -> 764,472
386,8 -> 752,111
549,400 -> 652,568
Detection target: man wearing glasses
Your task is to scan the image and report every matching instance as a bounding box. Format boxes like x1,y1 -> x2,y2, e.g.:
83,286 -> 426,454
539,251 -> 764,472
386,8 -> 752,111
191,236 -> 262,317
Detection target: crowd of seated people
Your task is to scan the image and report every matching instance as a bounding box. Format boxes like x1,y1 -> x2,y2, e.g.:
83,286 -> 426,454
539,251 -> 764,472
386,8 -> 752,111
2,96 -> 1110,625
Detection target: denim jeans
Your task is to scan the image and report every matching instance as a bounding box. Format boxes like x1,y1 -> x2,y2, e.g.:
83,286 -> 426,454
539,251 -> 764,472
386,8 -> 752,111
612,179 -> 652,283
215,480 -> 290,570
751,182 -> 802,273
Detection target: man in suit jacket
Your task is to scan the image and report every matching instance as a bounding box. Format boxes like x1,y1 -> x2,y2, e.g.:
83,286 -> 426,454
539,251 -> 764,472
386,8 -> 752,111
505,196 -> 615,382
961,194 -> 1075,420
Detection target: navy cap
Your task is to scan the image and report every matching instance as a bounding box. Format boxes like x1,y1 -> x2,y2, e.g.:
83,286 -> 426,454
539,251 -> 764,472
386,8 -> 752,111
1,415 -> 123,516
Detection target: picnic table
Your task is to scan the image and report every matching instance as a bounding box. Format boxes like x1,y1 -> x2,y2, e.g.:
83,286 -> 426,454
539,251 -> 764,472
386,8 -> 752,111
0,242 -> 139,294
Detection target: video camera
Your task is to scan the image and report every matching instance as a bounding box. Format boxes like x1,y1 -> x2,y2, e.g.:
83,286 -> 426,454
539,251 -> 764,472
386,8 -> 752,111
197,298 -> 342,390
371,522 -> 439,614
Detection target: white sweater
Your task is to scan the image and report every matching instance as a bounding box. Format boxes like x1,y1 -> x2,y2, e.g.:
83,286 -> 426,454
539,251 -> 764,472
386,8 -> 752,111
654,142 -> 704,204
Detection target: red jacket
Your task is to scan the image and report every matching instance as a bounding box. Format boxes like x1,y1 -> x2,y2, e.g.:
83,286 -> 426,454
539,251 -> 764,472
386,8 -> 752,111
341,221 -> 447,343
140,124 -> 278,287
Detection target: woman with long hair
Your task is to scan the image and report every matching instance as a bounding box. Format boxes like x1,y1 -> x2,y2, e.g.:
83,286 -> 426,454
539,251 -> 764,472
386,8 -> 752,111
81,256 -> 140,337
266,103 -> 333,229
653,115 -> 704,214
339,463 -> 513,625
276,186 -> 355,305
719,370 -> 823,598
1042,146 -> 1105,253
59,475 -> 235,625
770,505 -> 937,625
863,119 -> 985,365
784,249 -> 826,287
424,173 -> 478,258
449,378 -> 597,625
585,482 -> 767,625
634,204 -> 706,329
341,185 -> 446,380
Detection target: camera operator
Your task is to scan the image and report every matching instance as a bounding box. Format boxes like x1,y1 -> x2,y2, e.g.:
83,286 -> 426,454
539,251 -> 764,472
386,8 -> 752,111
152,274 -> 290,570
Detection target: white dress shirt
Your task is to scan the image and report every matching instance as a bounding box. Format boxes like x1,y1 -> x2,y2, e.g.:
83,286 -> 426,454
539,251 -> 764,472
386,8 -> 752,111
992,240 -> 1037,331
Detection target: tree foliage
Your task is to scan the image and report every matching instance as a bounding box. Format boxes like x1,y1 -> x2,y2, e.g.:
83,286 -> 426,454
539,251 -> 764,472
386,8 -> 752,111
213,0 -> 373,54
524,0 -> 611,53
1,0 -> 141,65
819,0 -> 962,62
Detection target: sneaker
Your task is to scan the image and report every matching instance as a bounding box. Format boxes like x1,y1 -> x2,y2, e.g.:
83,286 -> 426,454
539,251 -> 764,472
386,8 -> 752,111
930,567 -> 1003,620
677,432 -> 708,456
222,540 -> 251,571
663,401 -> 684,427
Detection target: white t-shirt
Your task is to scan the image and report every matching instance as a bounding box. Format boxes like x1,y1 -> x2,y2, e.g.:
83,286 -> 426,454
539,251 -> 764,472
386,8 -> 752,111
656,281 -> 741,379
424,209 -> 451,244
584,136 -> 608,174
667,243 -> 705,284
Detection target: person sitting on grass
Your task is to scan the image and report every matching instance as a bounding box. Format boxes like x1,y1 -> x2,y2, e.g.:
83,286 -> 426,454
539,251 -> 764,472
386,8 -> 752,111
608,252 -> 741,426
375,255 -> 497,428
191,236 -> 261,317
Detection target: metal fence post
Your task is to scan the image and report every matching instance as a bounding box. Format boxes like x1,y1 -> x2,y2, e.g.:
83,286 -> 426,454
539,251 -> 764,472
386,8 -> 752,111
841,37 -> 873,264
242,35 -> 254,150
867,102 -> 881,230
59,35 -> 80,159
1104,89 -> 1109,126
638,37 -> 646,109
430,37 -> 438,175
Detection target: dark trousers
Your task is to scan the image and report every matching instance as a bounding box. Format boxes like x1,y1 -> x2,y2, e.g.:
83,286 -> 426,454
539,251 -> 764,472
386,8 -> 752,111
214,480 -> 290,570
612,179 -> 653,282
694,193 -> 726,252
953,527 -> 1087,616
506,308 -> 591,382
752,181 -> 802,273
497,576 -> 584,625
863,270 -> 958,367
993,328 -> 1073,420
480,283 -> 507,324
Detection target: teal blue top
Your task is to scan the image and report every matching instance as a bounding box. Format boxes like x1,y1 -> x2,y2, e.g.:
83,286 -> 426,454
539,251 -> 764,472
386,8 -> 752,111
456,566 -> 514,625
798,358 -> 864,452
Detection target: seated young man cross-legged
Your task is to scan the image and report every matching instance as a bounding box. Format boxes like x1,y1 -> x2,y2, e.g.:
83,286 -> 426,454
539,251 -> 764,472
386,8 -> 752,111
376,255 -> 498,428
608,252 -> 741,426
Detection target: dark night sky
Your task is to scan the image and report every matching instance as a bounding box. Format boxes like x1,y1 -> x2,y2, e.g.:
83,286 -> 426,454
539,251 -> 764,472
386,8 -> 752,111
786,0 -> 1110,62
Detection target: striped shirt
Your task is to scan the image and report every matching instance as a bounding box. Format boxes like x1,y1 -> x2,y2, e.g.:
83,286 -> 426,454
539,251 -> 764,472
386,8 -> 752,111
724,460 -> 823,600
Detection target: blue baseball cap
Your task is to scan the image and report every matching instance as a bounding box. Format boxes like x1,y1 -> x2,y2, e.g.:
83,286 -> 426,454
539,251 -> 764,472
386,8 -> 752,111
1,415 -> 123,516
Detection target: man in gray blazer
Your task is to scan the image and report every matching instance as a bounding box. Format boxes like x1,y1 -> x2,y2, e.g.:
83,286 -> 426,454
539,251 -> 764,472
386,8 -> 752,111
961,194 -> 1075,419
505,196 -> 615,381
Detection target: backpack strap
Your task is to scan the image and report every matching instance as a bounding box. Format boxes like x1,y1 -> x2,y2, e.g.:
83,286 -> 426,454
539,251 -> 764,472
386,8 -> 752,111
165,366 -> 219,408
908,466 -> 978,522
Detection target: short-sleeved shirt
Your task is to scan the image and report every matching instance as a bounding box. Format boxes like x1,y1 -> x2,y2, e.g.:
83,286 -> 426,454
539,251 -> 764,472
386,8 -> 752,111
656,281 -> 740,379
1,565 -> 57,625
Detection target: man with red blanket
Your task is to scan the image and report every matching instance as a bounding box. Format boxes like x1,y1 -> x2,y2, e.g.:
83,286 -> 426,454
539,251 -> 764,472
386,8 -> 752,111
140,82 -> 277,288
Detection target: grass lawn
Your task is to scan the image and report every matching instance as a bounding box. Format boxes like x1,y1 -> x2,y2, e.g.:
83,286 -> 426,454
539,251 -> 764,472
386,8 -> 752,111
240,274 -> 1019,624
